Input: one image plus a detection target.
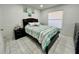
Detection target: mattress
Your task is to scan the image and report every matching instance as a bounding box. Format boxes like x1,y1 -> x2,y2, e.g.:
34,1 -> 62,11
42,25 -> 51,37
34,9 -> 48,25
25,25 -> 60,50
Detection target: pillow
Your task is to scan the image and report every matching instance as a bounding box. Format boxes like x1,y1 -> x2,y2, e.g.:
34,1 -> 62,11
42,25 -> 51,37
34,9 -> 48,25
28,22 -> 34,26
29,22 -> 40,26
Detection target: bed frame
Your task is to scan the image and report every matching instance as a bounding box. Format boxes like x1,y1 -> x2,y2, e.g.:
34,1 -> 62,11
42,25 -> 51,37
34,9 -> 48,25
23,18 -> 60,54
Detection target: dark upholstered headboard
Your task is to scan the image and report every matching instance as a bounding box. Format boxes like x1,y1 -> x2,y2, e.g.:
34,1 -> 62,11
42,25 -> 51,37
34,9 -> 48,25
23,18 -> 38,28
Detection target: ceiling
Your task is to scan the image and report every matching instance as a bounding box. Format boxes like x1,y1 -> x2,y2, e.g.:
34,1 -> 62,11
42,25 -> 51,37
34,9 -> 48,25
23,4 -> 59,10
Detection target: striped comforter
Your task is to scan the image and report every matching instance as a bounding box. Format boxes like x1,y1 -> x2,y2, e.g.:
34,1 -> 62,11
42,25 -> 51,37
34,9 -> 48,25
25,25 -> 59,50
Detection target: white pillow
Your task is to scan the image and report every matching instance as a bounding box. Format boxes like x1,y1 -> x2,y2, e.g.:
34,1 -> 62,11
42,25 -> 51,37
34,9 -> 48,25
29,22 -> 40,26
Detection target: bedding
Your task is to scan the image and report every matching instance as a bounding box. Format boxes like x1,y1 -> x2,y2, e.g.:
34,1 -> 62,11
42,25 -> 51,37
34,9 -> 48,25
25,25 -> 60,51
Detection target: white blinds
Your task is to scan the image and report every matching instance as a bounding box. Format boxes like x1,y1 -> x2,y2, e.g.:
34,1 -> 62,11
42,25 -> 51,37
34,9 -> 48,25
48,11 -> 63,28
48,11 -> 63,20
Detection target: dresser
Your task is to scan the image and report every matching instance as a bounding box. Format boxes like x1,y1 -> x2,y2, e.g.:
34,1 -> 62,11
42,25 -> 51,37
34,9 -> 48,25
74,23 -> 79,54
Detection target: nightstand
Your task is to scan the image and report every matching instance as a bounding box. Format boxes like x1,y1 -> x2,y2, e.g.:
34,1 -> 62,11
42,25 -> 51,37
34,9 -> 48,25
14,28 -> 26,40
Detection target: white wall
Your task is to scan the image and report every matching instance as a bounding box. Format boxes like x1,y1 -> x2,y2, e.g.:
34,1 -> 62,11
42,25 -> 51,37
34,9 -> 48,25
0,8 -> 1,23
40,4 -> 79,37
0,6 -> 2,28
0,31 -> 4,53
0,4 -> 40,41
0,6 -> 4,54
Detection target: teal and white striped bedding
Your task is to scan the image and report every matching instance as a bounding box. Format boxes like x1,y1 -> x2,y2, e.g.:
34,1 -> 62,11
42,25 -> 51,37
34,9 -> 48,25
25,25 -> 60,51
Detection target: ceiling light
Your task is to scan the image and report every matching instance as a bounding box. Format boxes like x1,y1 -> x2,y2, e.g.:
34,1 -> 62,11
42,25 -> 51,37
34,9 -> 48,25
40,4 -> 43,8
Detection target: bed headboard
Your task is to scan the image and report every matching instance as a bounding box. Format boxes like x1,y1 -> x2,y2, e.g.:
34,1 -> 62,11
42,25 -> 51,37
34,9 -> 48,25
23,18 -> 38,28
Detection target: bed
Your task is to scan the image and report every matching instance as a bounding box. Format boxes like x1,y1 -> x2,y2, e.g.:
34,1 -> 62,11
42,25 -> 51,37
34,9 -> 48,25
23,18 -> 60,54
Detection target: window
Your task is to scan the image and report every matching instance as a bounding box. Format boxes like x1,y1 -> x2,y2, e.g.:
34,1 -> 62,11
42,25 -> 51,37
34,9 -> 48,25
48,11 -> 63,29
